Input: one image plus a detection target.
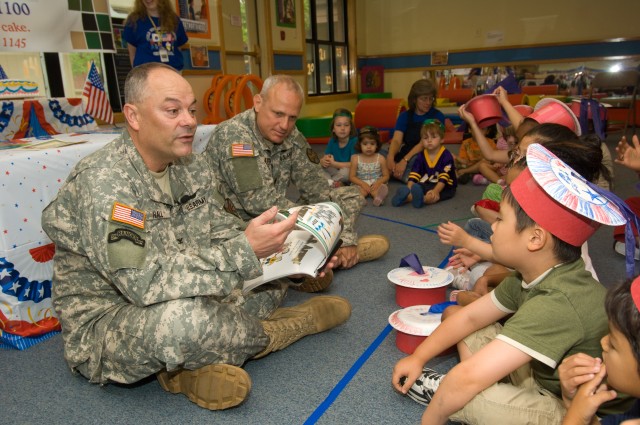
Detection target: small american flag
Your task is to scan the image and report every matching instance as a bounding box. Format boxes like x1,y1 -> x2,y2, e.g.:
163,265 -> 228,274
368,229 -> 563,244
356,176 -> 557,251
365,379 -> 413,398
111,202 -> 146,229
231,143 -> 254,157
0,64 -> 8,80
83,62 -> 114,124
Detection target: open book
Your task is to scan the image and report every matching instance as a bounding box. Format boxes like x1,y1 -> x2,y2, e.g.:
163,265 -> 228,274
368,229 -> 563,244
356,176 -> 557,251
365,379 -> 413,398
243,202 -> 344,293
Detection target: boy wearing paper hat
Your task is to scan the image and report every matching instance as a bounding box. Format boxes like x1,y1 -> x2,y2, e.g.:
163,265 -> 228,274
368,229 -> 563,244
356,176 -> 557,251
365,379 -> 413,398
392,143 -> 632,424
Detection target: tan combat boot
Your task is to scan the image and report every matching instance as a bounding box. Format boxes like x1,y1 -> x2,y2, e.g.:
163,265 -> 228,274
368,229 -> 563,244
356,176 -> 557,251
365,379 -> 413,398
357,234 -> 390,262
157,364 -> 251,410
254,295 -> 351,359
292,269 -> 333,293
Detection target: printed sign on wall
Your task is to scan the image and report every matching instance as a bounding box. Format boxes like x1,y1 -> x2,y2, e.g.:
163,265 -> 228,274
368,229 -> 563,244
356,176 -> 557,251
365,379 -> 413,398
0,0 -> 115,53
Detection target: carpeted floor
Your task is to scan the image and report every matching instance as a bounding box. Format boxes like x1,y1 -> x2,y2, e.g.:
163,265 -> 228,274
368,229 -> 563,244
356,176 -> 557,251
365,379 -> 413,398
1,131 -> 636,424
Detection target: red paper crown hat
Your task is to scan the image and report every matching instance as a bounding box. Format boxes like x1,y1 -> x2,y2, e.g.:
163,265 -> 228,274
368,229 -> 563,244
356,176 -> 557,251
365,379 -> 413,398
529,98 -> 582,136
510,143 -> 625,247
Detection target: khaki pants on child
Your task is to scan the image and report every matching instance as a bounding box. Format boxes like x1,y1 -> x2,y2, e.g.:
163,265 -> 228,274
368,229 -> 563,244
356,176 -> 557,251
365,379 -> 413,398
448,323 -> 566,425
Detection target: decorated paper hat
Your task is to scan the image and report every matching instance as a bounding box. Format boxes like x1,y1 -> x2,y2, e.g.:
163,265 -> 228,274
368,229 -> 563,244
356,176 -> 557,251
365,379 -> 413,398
510,143 -> 625,246
514,104 -> 534,117
499,104 -> 534,127
464,94 -> 502,128
529,98 -> 582,136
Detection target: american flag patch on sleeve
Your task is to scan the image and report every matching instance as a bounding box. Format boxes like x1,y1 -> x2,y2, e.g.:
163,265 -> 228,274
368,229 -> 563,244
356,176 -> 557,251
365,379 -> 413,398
111,202 -> 146,229
231,143 -> 254,157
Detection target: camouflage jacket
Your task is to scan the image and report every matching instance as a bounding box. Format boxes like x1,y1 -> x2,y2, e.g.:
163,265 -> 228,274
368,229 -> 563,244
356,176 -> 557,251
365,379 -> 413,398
205,108 -> 361,246
42,132 -> 262,376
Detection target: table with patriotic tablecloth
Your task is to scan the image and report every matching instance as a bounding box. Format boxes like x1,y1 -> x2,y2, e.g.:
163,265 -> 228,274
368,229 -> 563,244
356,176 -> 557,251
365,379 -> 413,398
0,132 -> 119,349
0,97 -> 99,141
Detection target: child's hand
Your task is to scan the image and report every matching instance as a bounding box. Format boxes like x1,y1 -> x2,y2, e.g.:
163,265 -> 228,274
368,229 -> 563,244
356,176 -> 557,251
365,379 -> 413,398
425,190 -> 440,204
558,353 -> 603,406
437,221 -> 470,247
392,355 -> 425,394
320,154 -> 333,168
393,160 -> 407,180
493,86 -> 509,105
615,135 -> 640,172
562,366 -> 616,425
458,104 -> 476,125
448,248 -> 480,270
358,182 -> 372,194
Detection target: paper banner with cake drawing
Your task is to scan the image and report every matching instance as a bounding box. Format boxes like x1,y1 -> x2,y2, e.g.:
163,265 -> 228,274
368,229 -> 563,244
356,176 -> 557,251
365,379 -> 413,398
0,64 -> 40,100
0,98 -> 98,141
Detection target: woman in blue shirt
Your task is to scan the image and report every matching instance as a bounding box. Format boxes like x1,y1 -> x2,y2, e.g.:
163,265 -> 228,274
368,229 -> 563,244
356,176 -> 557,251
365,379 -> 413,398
123,0 -> 189,71
386,79 -> 445,183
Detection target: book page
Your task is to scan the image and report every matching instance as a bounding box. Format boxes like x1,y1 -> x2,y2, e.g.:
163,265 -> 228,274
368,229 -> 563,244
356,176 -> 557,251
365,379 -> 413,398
242,230 -> 327,293
276,202 -> 343,256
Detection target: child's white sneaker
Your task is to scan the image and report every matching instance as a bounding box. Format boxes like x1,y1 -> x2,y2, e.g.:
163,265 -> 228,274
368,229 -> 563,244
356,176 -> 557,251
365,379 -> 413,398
446,266 -> 472,290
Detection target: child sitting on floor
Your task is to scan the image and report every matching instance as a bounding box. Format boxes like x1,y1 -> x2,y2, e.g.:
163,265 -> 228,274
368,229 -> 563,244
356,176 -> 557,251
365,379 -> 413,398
475,124 -> 516,186
455,124 -> 496,185
559,277 -> 640,424
393,143 -> 631,424
349,126 -> 390,206
320,108 -> 357,187
391,119 -> 457,208
442,135 -> 611,306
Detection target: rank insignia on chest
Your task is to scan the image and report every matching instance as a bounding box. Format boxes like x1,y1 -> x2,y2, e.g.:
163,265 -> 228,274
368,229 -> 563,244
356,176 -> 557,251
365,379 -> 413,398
111,202 -> 146,230
231,143 -> 254,157
306,148 -> 320,164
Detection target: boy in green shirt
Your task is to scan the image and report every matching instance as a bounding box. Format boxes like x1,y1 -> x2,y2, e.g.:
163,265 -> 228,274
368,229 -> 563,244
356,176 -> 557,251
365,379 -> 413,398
392,143 -> 631,424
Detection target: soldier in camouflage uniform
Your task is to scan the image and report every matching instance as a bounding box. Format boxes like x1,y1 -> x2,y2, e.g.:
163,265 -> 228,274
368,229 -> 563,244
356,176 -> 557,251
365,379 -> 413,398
42,63 -> 351,411
205,74 -> 389,285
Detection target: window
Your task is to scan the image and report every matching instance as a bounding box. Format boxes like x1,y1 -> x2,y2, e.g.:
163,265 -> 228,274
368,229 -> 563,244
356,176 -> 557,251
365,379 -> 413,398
304,0 -> 350,96
58,53 -> 103,98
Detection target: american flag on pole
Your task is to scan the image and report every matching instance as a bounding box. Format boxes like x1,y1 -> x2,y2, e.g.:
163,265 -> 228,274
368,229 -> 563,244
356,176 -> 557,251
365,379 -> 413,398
83,62 -> 113,124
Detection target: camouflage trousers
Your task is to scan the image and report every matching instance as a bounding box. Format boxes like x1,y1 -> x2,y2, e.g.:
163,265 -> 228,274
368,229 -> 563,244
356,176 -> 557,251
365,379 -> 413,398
81,283 -> 287,384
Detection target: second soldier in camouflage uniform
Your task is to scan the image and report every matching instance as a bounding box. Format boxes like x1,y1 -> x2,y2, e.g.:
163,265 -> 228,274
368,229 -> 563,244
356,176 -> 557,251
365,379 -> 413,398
205,74 -> 389,273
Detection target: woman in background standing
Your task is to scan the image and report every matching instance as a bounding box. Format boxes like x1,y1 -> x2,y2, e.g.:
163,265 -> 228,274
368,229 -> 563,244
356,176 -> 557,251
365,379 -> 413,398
124,0 -> 189,72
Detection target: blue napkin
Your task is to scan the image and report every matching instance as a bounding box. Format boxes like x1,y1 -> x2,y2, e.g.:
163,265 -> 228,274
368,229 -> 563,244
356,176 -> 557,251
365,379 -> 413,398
400,253 -> 424,275
426,301 -> 457,314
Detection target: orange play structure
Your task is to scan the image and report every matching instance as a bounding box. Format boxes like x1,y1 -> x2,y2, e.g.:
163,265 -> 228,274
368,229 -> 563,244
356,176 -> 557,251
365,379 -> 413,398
354,98 -> 407,143
202,74 -> 264,124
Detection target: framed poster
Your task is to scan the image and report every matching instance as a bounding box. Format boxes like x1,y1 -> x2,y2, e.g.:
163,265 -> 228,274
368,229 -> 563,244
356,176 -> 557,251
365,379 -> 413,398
431,51 -> 449,66
176,0 -> 211,39
360,66 -> 384,93
276,0 -> 296,28
190,45 -> 209,68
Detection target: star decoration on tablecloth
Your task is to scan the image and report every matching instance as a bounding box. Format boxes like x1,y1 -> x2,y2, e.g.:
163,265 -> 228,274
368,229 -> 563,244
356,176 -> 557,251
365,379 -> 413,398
0,268 -> 12,280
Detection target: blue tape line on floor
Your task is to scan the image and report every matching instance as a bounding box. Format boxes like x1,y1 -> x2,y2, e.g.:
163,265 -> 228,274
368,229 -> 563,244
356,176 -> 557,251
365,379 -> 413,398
360,213 -> 437,233
361,213 -> 474,233
303,324 -> 394,425
304,246 -> 455,424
